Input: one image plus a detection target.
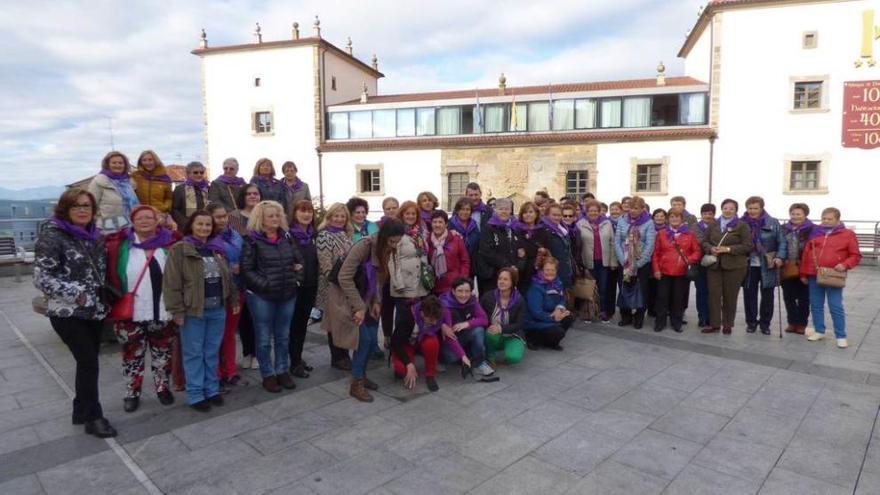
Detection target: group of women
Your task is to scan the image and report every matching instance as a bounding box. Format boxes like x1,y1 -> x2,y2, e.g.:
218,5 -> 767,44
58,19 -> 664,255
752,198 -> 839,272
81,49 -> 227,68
33,150 -> 862,439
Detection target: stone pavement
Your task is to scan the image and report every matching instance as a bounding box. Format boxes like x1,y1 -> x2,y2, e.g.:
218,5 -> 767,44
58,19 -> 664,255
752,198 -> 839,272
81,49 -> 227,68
1,267 -> 879,494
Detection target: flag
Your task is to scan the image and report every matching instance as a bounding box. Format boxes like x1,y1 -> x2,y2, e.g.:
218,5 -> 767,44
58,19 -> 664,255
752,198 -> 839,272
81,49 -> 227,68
548,84 -> 554,130
510,93 -> 519,131
474,89 -> 483,133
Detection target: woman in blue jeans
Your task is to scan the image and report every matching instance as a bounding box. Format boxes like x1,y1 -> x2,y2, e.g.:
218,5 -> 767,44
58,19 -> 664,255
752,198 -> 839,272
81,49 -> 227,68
241,200 -> 303,393
164,211 -> 238,411
440,278 -> 493,376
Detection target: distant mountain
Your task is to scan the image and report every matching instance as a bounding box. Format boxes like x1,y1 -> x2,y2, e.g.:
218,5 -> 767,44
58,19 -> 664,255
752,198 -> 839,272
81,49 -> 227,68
0,186 -> 65,201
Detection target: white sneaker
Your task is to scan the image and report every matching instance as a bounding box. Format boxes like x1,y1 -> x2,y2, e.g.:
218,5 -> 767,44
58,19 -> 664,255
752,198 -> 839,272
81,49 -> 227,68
475,362 -> 495,376
806,332 -> 825,342
836,338 -> 848,348
249,356 -> 260,369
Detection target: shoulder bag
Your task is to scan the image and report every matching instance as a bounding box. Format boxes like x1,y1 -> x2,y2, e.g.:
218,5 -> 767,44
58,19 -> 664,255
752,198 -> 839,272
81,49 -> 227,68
700,231 -> 729,267
813,238 -> 846,288
109,250 -> 156,321
673,241 -> 700,281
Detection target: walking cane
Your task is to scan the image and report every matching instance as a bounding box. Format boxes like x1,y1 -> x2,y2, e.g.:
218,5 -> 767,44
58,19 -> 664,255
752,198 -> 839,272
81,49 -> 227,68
777,284 -> 784,340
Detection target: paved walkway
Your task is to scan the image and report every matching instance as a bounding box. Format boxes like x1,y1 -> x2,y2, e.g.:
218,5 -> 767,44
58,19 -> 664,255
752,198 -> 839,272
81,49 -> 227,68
1,268 -> 879,494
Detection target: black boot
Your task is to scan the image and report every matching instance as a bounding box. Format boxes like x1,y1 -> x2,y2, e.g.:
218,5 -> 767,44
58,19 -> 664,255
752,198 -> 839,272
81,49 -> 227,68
671,317 -> 683,333
618,310 -> 633,327
654,316 -> 667,332
84,418 -> 117,438
633,310 -> 646,329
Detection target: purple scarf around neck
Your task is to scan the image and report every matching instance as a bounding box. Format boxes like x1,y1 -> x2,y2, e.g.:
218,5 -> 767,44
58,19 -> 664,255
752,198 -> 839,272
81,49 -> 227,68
784,218 -> 815,234
487,213 -> 510,228
220,226 -> 236,243
48,216 -> 100,242
290,222 -> 315,246
217,175 -> 246,186
185,178 -> 209,192
654,222 -> 667,232
588,214 -> 609,226
130,226 -> 173,250
100,169 -> 129,181
741,211 -> 769,254
541,217 -> 568,237
283,177 -> 304,193
248,229 -> 287,245
493,288 -> 520,324
808,222 -> 847,241
665,223 -> 690,241
697,219 -> 713,233
140,169 -> 172,183
450,215 -> 477,236
627,211 -> 651,228
472,200 -> 489,213
532,272 -> 563,293
183,234 -> 225,254
324,224 -> 346,234
512,219 -> 541,236
718,215 -> 739,230
419,209 -> 434,227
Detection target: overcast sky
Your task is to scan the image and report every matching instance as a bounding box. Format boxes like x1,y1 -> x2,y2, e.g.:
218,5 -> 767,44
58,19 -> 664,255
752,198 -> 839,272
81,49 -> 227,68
1,0 -> 705,189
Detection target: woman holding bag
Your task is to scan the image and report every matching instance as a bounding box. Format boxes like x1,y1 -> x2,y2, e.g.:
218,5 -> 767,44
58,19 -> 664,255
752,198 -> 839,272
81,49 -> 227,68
781,203 -> 814,334
701,199 -> 752,335
105,205 -> 179,413
801,207 -> 861,348
651,209 -> 701,332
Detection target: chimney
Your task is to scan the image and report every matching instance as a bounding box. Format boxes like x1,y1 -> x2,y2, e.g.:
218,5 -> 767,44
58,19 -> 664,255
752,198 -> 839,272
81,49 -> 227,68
346,37 -> 353,56
371,54 -> 378,71
313,15 -> 321,38
498,72 -> 507,95
254,22 -> 262,43
292,22 -> 300,39
656,61 -> 666,86
360,81 -> 369,103
199,28 -> 208,49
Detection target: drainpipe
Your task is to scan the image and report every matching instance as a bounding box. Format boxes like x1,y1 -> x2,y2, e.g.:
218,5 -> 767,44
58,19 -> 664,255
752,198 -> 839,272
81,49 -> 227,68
708,136 -> 716,203
317,148 -> 324,210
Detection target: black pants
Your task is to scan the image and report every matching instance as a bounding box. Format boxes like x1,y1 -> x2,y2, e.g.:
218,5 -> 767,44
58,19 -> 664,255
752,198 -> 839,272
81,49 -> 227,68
656,275 -> 689,325
525,326 -> 567,348
389,296 -> 416,337
604,267 -> 620,318
50,317 -> 104,422
619,265 -> 652,322
289,285 -> 317,367
478,278 -> 496,297
743,266 -> 775,329
781,278 -> 810,326
380,282 -> 395,342
647,277 -> 659,316
238,297 -> 256,357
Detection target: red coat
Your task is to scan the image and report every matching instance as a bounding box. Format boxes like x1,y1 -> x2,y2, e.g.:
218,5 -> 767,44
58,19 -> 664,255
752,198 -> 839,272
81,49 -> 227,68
652,230 -> 702,276
427,230 -> 471,295
799,228 -> 861,277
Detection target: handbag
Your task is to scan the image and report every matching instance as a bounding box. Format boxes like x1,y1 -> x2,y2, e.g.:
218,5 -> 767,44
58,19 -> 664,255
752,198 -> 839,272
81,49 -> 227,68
780,260 -> 800,281
80,240 -> 122,305
109,250 -> 156,321
812,239 -> 847,288
572,276 -> 598,301
329,255 -> 367,292
32,295 -> 48,315
700,231 -> 729,268
673,242 -> 699,281
419,255 -> 436,291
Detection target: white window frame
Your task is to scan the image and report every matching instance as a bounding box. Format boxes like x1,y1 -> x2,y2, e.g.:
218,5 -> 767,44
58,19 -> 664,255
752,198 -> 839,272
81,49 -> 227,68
356,164 -> 384,196
252,109 -> 274,136
790,75 -> 830,113
783,152 -> 829,194
630,157 -> 669,196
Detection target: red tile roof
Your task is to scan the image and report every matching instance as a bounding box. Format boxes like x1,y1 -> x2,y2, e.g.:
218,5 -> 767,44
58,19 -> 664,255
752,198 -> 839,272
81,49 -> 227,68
335,76 -> 707,106
191,37 -> 384,78
318,127 -> 715,152
165,165 -> 187,182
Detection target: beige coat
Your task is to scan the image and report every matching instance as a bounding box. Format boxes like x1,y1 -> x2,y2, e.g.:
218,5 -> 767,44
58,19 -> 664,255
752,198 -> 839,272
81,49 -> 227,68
88,173 -> 132,233
388,235 -> 429,299
575,218 -> 618,269
322,236 -> 382,350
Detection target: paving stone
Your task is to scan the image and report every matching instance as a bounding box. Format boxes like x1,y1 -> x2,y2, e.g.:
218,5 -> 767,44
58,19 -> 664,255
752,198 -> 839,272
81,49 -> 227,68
611,429 -> 702,480
855,469 -> 880,495
809,387 -> 880,421
239,410 -> 341,455
470,455 -> 580,495
37,450 -> 139,495
443,393 -> 535,431
558,367 -> 653,411
745,388 -> 819,419
293,449 -> 413,495
649,405 -> 730,444
663,463 -> 761,494
123,432 -> 191,474
12,387 -> 68,409
607,384 -> 689,418
436,376 -> 511,405
720,406 -> 800,448
0,394 -> 19,413
384,419 -> 473,466
150,438 -> 258,493
693,434 -> 782,482
458,423 -> 544,469
504,399 -> 590,440
758,467 -> 851,495
705,366 -> 773,394
575,408 -> 655,442
776,437 -> 864,490
383,452 -> 496,495
311,414 -> 407,461
646,363 -> 713,392
533,422 -> 626,476
0,426 -> 41,456
564,459 -> 668,495
171,406 -> 272,449
682,384 -> 753,417
0,474 -> 44,495
377,394 -> 460,430
253,385 -> 342,421
794,410 -> 874,453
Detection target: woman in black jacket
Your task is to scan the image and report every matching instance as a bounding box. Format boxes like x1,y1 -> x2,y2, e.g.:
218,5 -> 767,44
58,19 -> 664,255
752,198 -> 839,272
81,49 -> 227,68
480,268 -> 526,365
476,198 -> 519,295
241,200 -> 304,393
513,201 -> 548,294
288,200 -> 318,378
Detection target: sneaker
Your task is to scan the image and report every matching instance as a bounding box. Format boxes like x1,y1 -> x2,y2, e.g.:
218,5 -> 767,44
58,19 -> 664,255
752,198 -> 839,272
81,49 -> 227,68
836,338 -> 848,348
309,308 -> 323,323
806,332 -> 825,342
249,356 -> 260,370
474,362 -> 495,376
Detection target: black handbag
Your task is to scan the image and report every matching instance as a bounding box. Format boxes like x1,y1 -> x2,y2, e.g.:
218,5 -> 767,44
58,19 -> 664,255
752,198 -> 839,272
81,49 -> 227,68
329,256 -> 367,292
673,242 -> 699,281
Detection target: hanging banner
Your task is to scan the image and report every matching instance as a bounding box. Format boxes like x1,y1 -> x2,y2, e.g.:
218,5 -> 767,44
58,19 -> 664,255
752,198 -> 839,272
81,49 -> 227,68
842,80 -> 880,149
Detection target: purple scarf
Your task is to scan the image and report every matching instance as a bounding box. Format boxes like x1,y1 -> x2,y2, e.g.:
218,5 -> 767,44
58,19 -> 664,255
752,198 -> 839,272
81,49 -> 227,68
541,217 -> 568,237
487,213 -> 511,227
220,226 -> 236,243
784,218 -> 815,234
493,288 -> 521,324
450,215 -> 477,236
512,220 -> 541,237
808,223 -> 847,241
324,224 -> 346,234
627,211 -> 651,228
440,291 -> 478,311
100,169 -> 129,181
48,217 -> 100,242
283,177 -> 304,193
654,222 -> 667,232
697,219 -> 712,234
419,209 -> 434,227
183,234 -> 225,254
472,200 -> 489,214
532,272 -> 563,293
130,227 -> 173,250
665,224 -> 690,241
741,211 -> 769,254
588,214 -> 609,226
217,175 -> 246,186
141,170 -> 172,183
185,178 -> 209,192
290,223 -> 315,246
248,229 -> 287,245
718,215 -> 740,230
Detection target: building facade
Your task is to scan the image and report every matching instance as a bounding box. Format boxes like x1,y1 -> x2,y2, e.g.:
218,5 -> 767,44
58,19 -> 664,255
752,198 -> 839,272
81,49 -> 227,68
194,1 -> 880,218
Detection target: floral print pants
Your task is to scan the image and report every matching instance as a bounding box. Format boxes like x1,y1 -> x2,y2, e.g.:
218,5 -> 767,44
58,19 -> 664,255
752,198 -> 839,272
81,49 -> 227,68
113,320 -> 176,398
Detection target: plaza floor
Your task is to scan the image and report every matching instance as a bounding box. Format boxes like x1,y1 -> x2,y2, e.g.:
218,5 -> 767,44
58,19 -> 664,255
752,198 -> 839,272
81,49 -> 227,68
1,267 -> 879,494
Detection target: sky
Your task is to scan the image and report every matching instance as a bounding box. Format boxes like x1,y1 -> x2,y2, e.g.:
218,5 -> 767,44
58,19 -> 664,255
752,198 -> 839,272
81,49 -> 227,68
0,0 -> 705,189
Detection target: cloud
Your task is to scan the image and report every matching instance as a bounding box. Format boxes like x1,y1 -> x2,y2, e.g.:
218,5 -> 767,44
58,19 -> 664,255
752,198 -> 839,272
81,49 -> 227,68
0,0 -> 705,189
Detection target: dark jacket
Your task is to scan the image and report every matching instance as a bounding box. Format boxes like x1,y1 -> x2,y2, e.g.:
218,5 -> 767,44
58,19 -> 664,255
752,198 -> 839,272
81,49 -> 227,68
241,231 -> 304,300
743,214 -> 788,288
208,179 -> 243,213
702,219 -> 753,271
163,241 -> 237,319
514,226 -> 549,292
448,218 -> 480,277
479,290 -> 525,339
171,184 -> 207,230
544,225 -> 574,289
33,222 -> 108,320
523,278 -> 566,331
298,239 -> 319,288
250,177 -> 286,207
476,222 -> 518,281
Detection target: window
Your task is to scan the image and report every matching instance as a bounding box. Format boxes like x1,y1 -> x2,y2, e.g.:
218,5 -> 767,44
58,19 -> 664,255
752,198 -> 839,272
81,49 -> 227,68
599,99 -> 621,128
396,108 -> 415,136
447,172 -> 469,210
436,107 -> 461,135
623,97 -> 651,128
253,111 -> 272,134
331,76 -> 337,90
565,170 -> 589,196
511,102 -> 527,131
790,161 -> 819,190
679,93 -> 706,124
651,94 -> 679,126
635,164 -> 663,193
349,111 -> 372,138
254,77 -> 261,87
461,106 -> 474,134
575,99 -> 596,129
528,102 -> 550,131
484,105 -> 507,133
373,110 -> 396,138
329,113 -> 349,139
416,108 -> 435,135
802,31 -> 818,49
359,168 -> 382,193
552,100 -> 575,130
793,81 -> 822,110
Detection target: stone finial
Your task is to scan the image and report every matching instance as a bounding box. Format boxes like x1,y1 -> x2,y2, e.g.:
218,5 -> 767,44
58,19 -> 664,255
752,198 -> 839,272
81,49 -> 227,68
371,54 -> 378,71
292,22 -> 300,39
346,37 -> 353,55
254,22 -> 262,43
498,72 -> 507,95
656,61 -> 666,86
199,28 -> 208,49
360,81 -> 369,103
313,15 -> 321,37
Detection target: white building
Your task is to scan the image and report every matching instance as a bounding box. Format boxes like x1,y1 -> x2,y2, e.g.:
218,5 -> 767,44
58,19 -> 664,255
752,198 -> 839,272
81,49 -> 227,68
193,1 -> 880,220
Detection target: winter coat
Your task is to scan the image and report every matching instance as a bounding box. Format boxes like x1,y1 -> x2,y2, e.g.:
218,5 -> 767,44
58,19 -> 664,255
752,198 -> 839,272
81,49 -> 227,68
251,178 -> 286,207
282,180 -> 312,215
440,293 -> 488,329
88,173 -> 134,233
615,215 -> 657,269
651,230 -> 702,277
297,238 -> 319,289
523,278 -> 566,331
208,179 -> 243,213
388,235 -> 429,299
220,230 -> 244,289
476,222 -> 519,281
171,184 -> 207,230
427,230 -> 471,295
702,220 -> 753,271
33,222 -> 108,320
514,226 -> 548,292
449,218 -> 480,277
315,229 -> 352,310
323,235 -> 381,350
240,231 -> 303,301
784,224 -> 814,263
132,166 -> 173,213
479,290 -> 525,339
162,242 -> 237,319
576,218 -> 617,270
743,215 -> 788,288
544,225 -> 574,289
799,228 -> 862,277
105,229 -> 180,295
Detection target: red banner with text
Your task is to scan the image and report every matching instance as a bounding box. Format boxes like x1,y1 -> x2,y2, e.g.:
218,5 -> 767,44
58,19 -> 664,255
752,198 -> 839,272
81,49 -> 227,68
842,80 -> 880,149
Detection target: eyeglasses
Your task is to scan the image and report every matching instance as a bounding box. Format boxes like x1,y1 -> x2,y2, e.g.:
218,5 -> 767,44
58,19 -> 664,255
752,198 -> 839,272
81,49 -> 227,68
562,214 -> 575,219
70,203 -> 92,211
191,171 -> 205,175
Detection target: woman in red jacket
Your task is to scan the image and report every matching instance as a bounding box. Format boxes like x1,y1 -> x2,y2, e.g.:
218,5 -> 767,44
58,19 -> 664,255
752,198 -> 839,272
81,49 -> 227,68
427,210 -> 471,295
800,207 -> 861,348
652,209 -> 701,332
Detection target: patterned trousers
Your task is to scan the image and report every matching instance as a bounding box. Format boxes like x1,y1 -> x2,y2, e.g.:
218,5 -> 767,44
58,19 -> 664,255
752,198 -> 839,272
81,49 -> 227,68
113,320 -> 176,398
